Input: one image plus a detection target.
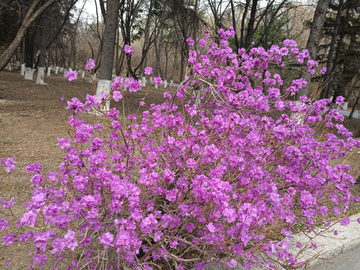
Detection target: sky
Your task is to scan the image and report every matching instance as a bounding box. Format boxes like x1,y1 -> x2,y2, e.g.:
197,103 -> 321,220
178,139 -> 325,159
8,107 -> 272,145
75,0 -> 317,23
75,0 -> 101,22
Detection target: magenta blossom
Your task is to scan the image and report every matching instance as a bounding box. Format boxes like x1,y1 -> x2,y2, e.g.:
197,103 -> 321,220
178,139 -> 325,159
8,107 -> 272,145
98,232 -> 114,249
113,90 -> 123,102
335,96 -> 345,105
66,71 -> 77,82
144,67 -> 153,75
124,77 -> 142,92
186,37 -> 195,46
340,217 -> 350,226
85,59 -> 95,70
57,138 -> 71,149
320,67 -> 327,74
124,45 -> 134,55
0,218 -> 9,231
0,156 -> 16,173
154,77 -> 162,85
67,97 -> 84,114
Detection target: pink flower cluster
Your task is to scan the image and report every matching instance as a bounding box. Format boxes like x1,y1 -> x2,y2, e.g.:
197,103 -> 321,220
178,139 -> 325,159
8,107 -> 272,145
0,28 -> 358,270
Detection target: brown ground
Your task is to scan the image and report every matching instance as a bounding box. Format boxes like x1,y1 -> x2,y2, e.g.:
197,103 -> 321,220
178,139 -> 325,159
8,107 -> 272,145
1,70 -> 360,269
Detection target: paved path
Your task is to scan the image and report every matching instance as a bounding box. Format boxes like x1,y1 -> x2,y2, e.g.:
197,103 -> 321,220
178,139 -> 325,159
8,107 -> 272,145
308,245 -> 360,270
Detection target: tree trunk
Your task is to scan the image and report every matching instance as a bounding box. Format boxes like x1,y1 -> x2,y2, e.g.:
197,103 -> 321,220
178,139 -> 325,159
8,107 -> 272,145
349,94 -> 359,120
244,0 -> 258,48
154,35 -> 163,78
139,0 -> 153,74
230,0 -> 239,52
296,0 -> 331,100
240,0 -> 250,48
25,29 -> 36,80
97,0 -> 119,111
320,0 -> 344,99
0,0 -> 56,71
36,24 -> 47,84
180,52 -> 185,82
20,37 -> 26,75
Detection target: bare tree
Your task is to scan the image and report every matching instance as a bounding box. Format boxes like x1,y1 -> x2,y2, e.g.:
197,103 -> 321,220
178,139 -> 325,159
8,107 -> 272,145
0,0 -> 56,71
96,0 -> 120,110
296,0 -> 331,100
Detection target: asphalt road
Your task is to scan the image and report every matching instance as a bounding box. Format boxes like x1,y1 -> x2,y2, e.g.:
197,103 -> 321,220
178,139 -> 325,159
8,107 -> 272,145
308,245 -> 360,270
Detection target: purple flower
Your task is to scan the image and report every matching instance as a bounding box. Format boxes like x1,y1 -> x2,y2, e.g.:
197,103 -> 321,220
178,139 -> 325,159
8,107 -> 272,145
154,231 -> 163,242
51,238 -> 67,255
124,44 -> 134,55
206,222 -> 216,233
67,97 -> 84,114
186,158 -> 196,168
144,67 -> 153,75
60,96 -> 65,103
26,162 -> 42,174
99,232 -> 114,249
57,138 -> 71,149
124,77 -> 142,92
111,76 -> 124,91
64,230 -> 78,251
320,67 -> 327,74
1,198 -> 15,209
340,217 -> 350,226
85,94 -> 98,110
154,77 -> 162,85
199,39 -> 207,48
6,259 -> 11,266
31,174 -> 44,186
0,218 -> 9,231
85,58 -> 95,70
66,71 -> 77,82
335,96 -> 345,105
0,156 -> 16,173
18,211 -> 37,227
113,90 -> 123,102
186,37 -> 195,46
2,234 -> 16,245
107,108 -> 119,119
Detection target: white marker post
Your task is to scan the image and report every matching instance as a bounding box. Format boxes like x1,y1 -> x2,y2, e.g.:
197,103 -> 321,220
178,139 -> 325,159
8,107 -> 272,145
24,68 -> 34,80
47,66 -> 51,76
20,64 -> 25,75
89,73 -> 96,83
36,67 -> 46,84
142,76 -> 146,87
96,79 -> 112,112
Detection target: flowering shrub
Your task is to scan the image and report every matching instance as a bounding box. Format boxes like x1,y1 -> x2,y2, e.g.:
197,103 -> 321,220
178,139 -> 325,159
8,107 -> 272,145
1,28 -> 360,270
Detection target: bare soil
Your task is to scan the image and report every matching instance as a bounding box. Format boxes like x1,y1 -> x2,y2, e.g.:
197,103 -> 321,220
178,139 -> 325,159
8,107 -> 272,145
1,70 -> 360,269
